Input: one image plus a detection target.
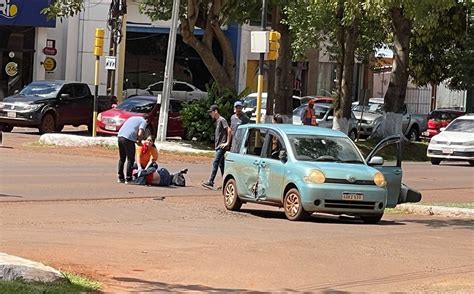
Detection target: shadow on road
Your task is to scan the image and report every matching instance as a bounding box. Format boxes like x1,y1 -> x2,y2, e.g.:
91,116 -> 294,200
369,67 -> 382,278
112,277 -> 268,293
239,208 -> 406,226
396,218 -> 474,230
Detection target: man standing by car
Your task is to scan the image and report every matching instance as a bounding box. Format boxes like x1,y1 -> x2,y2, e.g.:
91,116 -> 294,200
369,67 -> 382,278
117,115 -> 148,184
230,101 -> 250,137
202,105 -> 232,189
301,100 -> 318,126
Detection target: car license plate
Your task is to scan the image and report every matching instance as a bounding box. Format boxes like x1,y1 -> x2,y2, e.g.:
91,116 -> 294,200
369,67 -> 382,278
7,112 -> 16,118
342,192 -> 364,201
105,124 -> 116,131
442,148 -> 454,154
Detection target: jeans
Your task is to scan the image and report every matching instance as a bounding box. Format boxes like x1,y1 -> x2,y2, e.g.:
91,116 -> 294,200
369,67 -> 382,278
118,136 -> 136,181
208,148 -> 226,185
133,162 -> 158,185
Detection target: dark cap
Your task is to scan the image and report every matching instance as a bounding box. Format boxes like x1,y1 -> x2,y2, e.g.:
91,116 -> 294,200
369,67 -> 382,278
208,104 -> 219,113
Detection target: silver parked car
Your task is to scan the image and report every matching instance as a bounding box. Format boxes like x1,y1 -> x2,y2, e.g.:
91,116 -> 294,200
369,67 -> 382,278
124,81 -> 207,102
292,103 -> 358,140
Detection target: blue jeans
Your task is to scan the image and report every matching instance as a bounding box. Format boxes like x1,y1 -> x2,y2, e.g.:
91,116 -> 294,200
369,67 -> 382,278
208,148 -> 226,185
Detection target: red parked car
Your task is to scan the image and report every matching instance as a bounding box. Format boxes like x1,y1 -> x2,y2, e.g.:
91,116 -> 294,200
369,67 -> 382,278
421,109 -> 465,139
301,95 -> 334,105
96,96 -> 185,138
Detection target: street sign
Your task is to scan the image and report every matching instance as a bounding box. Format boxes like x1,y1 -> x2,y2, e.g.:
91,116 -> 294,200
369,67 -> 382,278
43,57 -> 56,72
251,31 -> 269,53
105,56 -> 117,70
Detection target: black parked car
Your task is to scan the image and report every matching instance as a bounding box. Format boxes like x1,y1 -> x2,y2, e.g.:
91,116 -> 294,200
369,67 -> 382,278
0,80 -> 115,134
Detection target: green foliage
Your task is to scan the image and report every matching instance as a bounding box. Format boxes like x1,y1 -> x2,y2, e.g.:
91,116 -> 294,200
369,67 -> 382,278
181,82 -> 250,142
41,0 -> 83,20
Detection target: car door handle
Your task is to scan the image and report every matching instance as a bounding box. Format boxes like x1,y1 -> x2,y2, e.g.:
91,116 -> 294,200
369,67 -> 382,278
260,162 -> 267,168
253,160 -> 260,166
394,170 -> 402,175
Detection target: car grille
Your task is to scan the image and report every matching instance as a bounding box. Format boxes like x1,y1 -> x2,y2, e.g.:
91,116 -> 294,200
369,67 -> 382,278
325,178 -> 376,185
324,200 -> 376,210
428,150 -> 474,157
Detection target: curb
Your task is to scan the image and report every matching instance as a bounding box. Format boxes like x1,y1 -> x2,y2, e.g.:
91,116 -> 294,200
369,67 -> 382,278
39,133 -> 213,154
396,204 -> 474,218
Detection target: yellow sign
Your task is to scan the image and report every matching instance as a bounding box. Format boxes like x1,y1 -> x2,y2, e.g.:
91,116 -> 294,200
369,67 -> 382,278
43,57 -> 57,72
5,62 -> 18,77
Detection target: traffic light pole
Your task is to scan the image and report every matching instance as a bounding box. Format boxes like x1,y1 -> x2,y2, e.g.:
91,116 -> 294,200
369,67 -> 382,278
92,28 -> 105,137
256,0 -> 267,124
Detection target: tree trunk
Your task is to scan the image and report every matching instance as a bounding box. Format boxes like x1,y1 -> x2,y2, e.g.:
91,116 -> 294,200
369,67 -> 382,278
274,8 -> 294,120
376,7 -> 412,138
334,18 -> 358,135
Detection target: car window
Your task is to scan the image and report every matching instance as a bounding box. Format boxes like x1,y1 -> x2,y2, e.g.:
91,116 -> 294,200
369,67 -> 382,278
243,128 -> 266,156
445,119 -> 474,132
19,82 -> 62,98
149,82 -> 163,91
231,128 -> 246,153
327,108 -> 334,118
169,100 -> 183,113
116,98 -> 155,113
60,84 -> 74,97
263,132 -> 286,160
173,83 -> 193,92
73,85 -> 88,98
289,135 -> 364,163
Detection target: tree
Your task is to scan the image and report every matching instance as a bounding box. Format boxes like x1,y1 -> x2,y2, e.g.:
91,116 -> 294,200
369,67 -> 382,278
286,0 -> 386,133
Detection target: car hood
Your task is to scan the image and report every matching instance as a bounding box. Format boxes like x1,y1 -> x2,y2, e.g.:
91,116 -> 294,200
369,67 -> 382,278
431,131 -> 474,142
100,108 -> 145,119
2,94 -> 53,104
296,161 -> 378,181
352,111 -> 382,120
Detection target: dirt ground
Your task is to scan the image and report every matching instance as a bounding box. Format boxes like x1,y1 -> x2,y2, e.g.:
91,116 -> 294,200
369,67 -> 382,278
0,129 -> 473,292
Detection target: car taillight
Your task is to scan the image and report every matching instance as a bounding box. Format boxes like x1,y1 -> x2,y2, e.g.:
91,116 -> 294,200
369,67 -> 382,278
427,119 -> 439,128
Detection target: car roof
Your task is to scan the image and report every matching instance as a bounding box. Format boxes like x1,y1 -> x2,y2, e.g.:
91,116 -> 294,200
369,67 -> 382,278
456,114 -> 474,120
127,95 -> 180,103
239,124 -> 347,137
432,109 -> 465,113
32,80 -> 77,85
369,98 -> 384,104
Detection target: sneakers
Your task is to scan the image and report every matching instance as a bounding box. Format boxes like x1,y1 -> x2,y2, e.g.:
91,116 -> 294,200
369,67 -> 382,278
201,181 -> 214,189
117,178 -> 125,184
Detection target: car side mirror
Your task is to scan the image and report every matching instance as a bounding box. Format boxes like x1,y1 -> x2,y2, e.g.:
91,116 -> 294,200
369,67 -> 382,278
279,150 -> 288,163
14,90 -> 19,94
60,93 -> 70,99
368,156 -> 384,166
439,127 -> 446,132
327,116 -> 334,121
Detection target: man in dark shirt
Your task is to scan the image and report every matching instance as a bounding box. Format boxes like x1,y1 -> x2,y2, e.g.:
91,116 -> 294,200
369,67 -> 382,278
202,105 -> 232,189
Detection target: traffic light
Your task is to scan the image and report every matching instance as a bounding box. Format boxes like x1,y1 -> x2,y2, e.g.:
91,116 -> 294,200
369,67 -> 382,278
94,28 -> 105,56
267,31 -> 281,61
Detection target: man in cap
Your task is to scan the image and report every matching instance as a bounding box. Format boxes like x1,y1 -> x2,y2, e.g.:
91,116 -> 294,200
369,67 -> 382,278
230,100 -> 250,136
202,105 -> 232,189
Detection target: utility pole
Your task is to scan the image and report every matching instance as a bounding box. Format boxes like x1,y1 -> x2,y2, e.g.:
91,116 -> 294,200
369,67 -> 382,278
255,0 -> 267,124
92,28 -> 105,137
156,0 -> 180,141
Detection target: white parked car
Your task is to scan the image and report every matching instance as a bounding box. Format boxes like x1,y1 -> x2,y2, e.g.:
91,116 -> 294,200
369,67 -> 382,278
242,92 -> 302,122
427,114 -> 474,166
124,81 -> 207,102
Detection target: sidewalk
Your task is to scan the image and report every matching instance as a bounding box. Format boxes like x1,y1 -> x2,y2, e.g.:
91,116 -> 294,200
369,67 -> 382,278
39,133 -> 213,154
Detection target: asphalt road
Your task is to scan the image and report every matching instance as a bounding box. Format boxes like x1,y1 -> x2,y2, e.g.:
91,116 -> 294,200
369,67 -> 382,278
0,129 -> 473,292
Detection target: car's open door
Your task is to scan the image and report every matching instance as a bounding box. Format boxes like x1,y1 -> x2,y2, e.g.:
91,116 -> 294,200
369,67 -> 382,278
366,136 -> 402,208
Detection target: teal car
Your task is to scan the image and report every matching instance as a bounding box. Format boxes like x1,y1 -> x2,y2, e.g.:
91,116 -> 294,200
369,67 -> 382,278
223,124 -> 421,223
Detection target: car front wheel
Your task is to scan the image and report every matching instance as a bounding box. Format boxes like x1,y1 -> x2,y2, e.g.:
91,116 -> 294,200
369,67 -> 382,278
0,123 -> 13,132
223,178 -> 242,211
283,188 -> 308,221
431,158 -> 441,165
407,127 -> 420,141
39,113 -> 56,134
360,213 -> 384,224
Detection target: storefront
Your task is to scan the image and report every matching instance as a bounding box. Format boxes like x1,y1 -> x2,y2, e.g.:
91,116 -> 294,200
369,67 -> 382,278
0,0 -> 55,99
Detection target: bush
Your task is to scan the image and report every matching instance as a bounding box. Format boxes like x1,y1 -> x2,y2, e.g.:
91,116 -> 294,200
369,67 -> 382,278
181,82 -> 250,142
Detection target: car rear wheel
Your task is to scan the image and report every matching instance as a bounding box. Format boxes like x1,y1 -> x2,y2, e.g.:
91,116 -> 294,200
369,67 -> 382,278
56,124 -> 64,132
407,127 -> 419,142
0,123 -> 13,132
223,178 -> 242,211
283,188 -> 308,221
360,214 -> 384,224
39,113 -> 56,134
430,158 -> 441,165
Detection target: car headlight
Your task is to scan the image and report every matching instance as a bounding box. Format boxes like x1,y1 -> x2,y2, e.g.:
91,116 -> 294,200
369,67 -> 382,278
97,113 -> 102,121
116,118 -> 125,125
0,102 -> 4,109
374,172 -> 386,187
20,103 -> 43,112
304,170 -> 326,184
430,139 -> 438,144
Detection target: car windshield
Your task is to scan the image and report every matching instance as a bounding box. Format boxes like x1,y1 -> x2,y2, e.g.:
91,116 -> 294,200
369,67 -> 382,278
19,83 -> 62,98
293,105 -> 329,118
116,99 -> 155,113
369,104 -> 383,113
243,96 -> 267,109
289,135 -> 364,163
352,104 -> 383,114
445,119 -> 474,132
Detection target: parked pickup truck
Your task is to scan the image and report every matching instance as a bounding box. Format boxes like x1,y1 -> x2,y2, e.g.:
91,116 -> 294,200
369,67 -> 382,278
352,98 -> 427,141
0,80 -> 115,134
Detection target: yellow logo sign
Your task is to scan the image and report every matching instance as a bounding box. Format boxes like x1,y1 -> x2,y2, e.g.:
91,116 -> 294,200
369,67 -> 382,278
43,57 -> 57,72
0,0 -> 19,18
5,61 -> 18,77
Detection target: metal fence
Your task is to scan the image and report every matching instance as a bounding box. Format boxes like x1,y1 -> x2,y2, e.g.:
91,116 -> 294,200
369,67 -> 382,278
405,87 -> 431,114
